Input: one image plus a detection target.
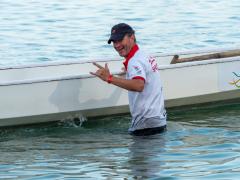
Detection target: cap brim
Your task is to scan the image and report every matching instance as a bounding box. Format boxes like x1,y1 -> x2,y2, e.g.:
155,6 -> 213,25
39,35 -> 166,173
107,34 -> 125,44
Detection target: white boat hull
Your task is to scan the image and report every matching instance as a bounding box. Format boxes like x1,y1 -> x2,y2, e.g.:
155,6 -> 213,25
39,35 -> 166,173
1,49 -> 240,127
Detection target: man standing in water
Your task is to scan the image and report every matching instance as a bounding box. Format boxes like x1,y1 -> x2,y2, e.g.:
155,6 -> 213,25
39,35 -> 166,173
90,23 -> 167,136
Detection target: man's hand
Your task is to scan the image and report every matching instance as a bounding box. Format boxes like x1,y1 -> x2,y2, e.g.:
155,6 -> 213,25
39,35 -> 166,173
90,62 -> 111,82
90,62 -> 144,92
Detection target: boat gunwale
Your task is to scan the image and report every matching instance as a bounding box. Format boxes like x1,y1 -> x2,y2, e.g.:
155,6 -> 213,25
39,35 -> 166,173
158,56 -> 240,70
0,56 -> 240,86
1,47 -> 240,70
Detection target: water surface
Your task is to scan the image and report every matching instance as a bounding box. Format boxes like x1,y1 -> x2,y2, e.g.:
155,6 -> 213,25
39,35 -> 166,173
1,103 -> 240,179
0,0 -> 240,65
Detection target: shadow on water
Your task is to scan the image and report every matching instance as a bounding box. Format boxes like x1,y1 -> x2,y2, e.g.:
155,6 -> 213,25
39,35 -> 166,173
168,101 -> 240,130
1,101 -> 240,140
0,114 -> 131,143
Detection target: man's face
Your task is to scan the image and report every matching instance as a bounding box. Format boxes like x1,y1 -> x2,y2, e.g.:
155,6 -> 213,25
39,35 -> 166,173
113,34 -> 135,58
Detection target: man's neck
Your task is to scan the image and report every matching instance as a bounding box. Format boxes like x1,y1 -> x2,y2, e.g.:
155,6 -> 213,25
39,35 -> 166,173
123,44 -> 139,70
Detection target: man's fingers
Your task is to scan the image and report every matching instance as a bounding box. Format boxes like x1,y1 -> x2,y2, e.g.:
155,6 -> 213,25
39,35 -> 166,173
90,72 -> 97,76
93,62 -> 103,69
105,63 -> 109,71
90,70 -> 103,76
91,62 -> 111,82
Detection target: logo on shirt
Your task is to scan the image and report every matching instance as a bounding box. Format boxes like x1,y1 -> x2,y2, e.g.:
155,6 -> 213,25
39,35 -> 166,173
133,66 -> 142,74
149,56 -> 158,72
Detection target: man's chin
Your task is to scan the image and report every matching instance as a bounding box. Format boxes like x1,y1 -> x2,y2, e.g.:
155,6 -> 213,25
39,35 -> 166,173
118,51 -> 127,57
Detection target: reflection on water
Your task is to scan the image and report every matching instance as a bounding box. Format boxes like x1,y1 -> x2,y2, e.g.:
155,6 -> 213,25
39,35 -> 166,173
128,135 -> 167,179
0,103 -> 240,179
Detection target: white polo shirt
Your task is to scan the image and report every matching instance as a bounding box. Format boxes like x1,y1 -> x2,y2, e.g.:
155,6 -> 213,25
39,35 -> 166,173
123,44 -> 166,132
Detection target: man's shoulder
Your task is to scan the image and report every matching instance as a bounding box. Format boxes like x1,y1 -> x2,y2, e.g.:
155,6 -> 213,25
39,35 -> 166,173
136,47 -> 148,57
132,48 -> 149,62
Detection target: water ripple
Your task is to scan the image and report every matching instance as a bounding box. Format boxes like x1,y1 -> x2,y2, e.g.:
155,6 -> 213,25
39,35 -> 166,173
0,0 -> 240,65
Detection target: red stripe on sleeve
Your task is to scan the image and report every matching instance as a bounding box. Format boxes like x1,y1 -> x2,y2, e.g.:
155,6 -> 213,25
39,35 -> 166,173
132,76 -> 145,83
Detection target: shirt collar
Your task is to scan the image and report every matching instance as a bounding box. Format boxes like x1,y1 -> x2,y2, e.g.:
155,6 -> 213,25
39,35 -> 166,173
123,44 -> 139,70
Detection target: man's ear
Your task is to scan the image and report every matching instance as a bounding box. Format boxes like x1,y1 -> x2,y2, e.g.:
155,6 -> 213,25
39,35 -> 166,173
130,34 -> 135,41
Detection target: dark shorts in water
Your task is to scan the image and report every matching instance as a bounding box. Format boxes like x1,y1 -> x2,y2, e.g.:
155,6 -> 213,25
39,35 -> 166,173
129,125 -> 167,136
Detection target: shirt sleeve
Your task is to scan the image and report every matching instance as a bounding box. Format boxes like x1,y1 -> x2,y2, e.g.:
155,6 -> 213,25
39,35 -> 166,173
128,61 -> 146,82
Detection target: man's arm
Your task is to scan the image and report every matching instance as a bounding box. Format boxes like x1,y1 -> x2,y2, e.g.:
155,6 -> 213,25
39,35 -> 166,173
90,62 -> 144,92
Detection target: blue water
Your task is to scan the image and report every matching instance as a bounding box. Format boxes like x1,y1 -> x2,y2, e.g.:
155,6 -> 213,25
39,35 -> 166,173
0,0 -> 240,65
1,0 -> 240,179
0,103 -> 240,179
